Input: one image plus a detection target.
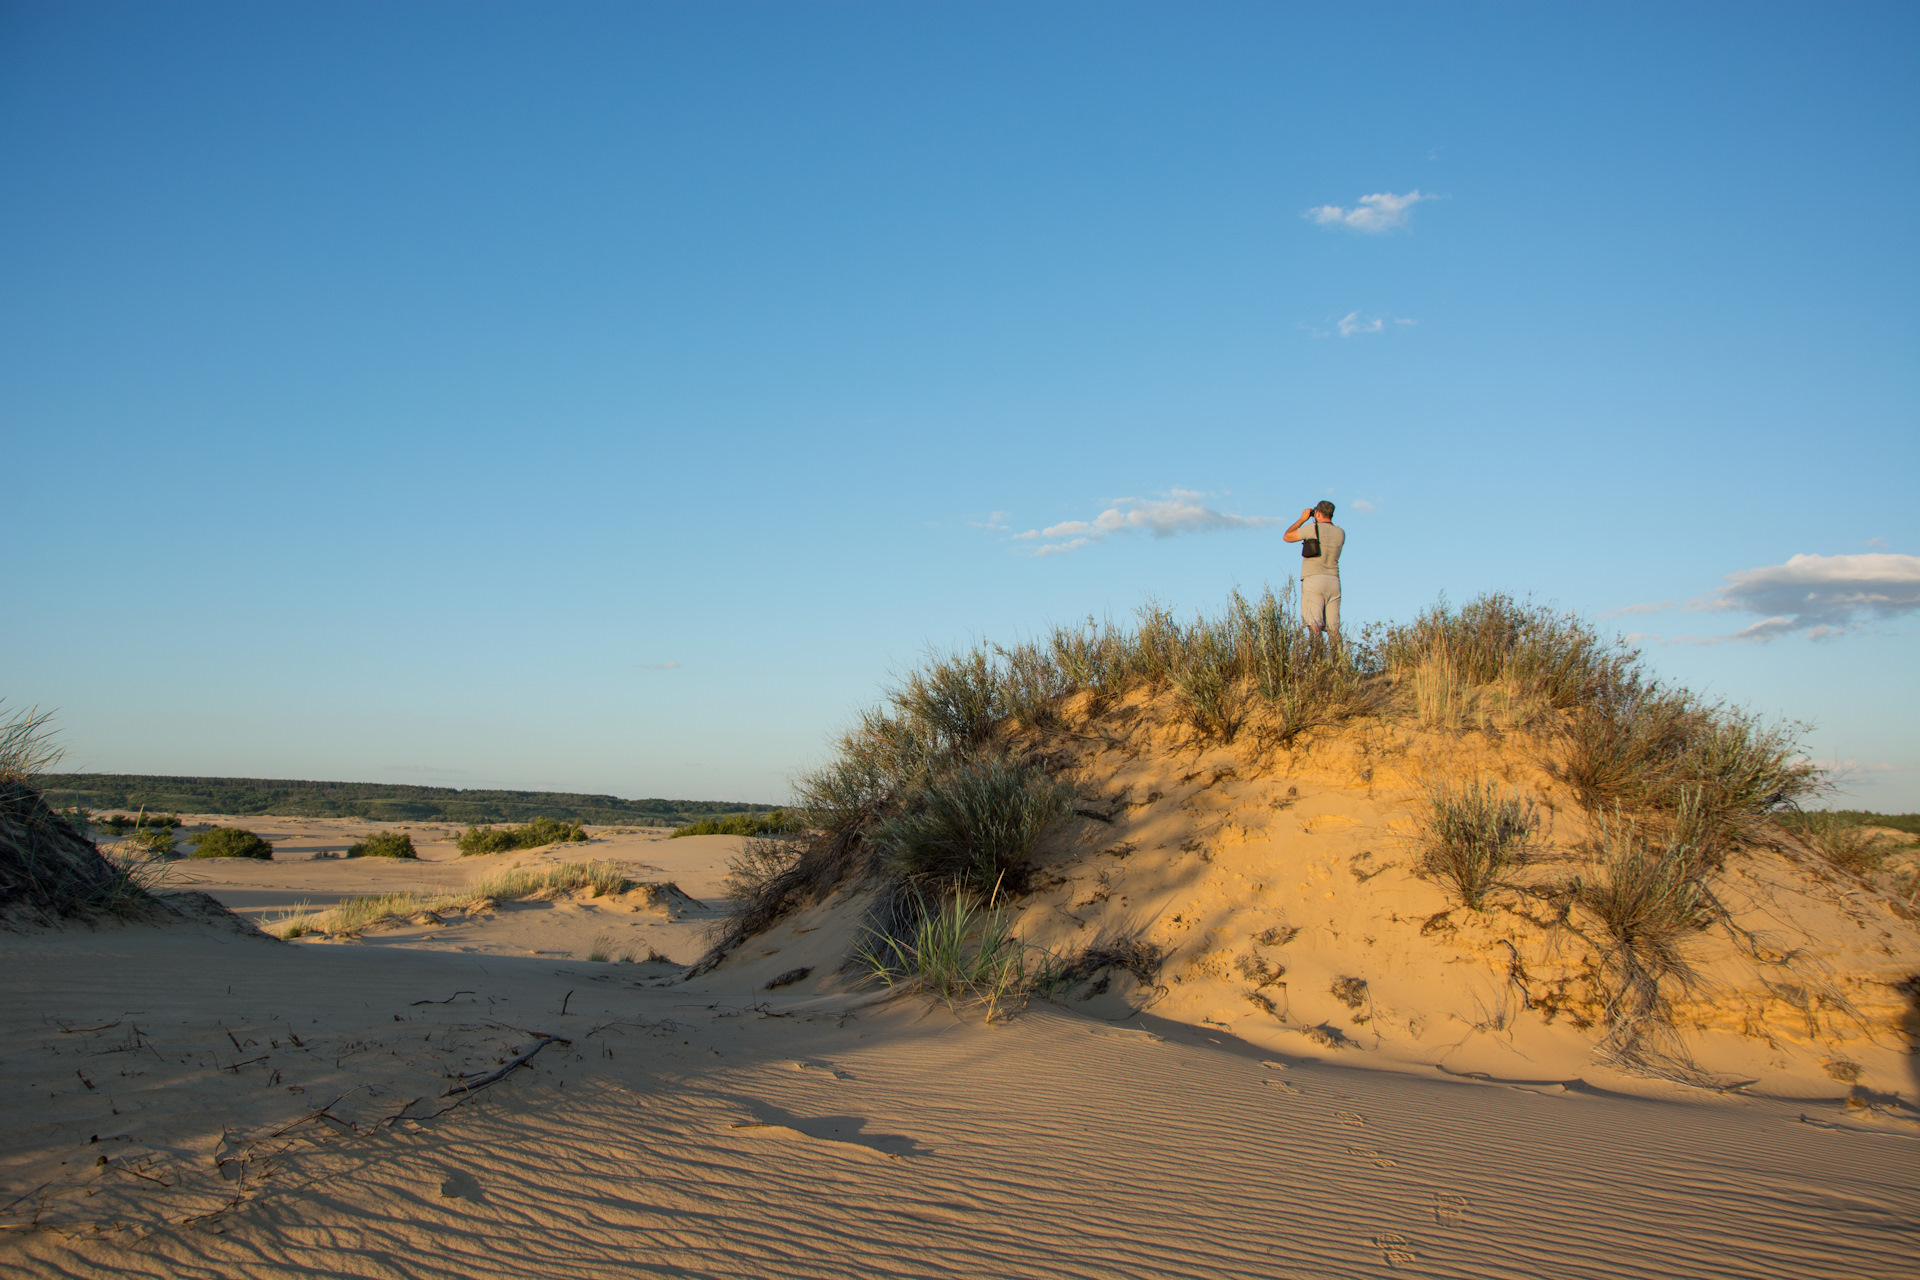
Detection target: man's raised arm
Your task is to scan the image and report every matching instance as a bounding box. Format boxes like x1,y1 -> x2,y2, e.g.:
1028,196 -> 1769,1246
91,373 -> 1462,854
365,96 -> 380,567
1282,508 -> 1317,544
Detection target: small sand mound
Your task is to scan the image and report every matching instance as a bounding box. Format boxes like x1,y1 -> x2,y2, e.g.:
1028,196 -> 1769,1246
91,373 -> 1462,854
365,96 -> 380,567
0,780 -> 120,924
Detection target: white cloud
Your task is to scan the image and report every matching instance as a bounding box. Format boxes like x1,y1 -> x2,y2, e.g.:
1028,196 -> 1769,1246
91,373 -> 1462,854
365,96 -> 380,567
1619,551 -> 1920,643
1305,189 -> 1432,233
1013,490 -> 1286,557
1305,311 -> 1416,339
1337,311 -> 1383,337
1350,499 -> 1378,513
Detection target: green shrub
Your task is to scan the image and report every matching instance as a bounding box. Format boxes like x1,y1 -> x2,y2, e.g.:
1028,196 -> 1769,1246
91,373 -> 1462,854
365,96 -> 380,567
1419,782 -> 1538,910
346,830 -> 417,859
856,887 -> 1045,1021
457,816 -> 587,855
129,826 -> 178,857
103,811 -> 181,835
869,754 -> 1074,898
670,810 -> 799,839
187,826 -> 274,859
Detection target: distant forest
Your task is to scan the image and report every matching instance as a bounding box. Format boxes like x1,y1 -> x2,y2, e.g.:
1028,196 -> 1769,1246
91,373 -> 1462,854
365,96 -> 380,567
36,774 -> 780,826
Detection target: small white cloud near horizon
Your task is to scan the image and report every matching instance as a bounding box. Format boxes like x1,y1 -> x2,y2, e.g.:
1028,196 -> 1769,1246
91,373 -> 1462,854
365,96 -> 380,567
1012,489 -> 1287,557
1307,311 -> 1417,339
1349,499 -> 1378,513
1617,551 -> 1920,643
634,662 -> 683,670
1305,189 -> 1433,233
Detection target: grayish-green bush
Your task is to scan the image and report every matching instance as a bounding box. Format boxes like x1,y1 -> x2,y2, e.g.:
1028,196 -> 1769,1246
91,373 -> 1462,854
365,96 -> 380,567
346,830 -> 417,859
1419,782 -> 1538,910
869,754 -> 1074,898
187,826 -> 274,860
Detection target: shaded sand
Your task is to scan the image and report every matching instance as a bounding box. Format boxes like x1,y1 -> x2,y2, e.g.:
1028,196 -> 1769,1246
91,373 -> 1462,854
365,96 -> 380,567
117,818 -> 731,965
3,921 -> 1916,1277
7,803 -> 1916,1277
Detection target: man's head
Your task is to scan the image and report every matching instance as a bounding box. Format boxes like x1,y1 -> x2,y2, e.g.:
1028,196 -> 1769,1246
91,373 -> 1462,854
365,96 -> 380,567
1315,500 -> 1335,519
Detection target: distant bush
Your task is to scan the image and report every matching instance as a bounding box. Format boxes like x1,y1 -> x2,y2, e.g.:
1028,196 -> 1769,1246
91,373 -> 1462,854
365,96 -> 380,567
103,811 -> 180,834
457,816 -> 587,856
129,827 -> 178,857
346,830 -> 417,859
187,827 -> 274,860
671,810 -> 800,839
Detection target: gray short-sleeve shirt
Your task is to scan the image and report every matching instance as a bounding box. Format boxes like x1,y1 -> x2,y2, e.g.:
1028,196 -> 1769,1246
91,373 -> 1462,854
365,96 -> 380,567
1301,520 -> 1344,581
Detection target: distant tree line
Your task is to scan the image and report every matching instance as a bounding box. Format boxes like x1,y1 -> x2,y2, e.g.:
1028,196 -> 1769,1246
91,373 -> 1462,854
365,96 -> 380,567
36,774 -> 780,826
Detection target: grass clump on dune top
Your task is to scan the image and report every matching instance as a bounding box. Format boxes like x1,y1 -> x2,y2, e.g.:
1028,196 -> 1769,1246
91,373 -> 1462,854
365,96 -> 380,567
457,816 -> 587,856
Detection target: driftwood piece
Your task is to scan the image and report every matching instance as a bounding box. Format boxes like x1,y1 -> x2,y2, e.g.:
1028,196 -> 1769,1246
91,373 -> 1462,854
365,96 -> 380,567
441,1036 -> 573,1097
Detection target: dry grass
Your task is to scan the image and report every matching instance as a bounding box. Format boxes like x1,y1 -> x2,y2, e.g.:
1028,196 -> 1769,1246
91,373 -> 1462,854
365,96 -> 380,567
1568,814 -> 1716,1067
1790,813 -> 1908,878
266,860 -> 637,938
0,701 -> 64,783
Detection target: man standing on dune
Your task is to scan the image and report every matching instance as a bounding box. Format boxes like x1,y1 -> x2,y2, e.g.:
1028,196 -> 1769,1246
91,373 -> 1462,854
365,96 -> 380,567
1283,500 -> 1344,645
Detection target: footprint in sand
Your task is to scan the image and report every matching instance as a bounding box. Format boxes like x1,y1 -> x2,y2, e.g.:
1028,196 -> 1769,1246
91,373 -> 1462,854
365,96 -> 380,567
1336,1110 -> 1366,1127
1432,1192 -> 1468,1226
1264,1078 -> 1302,1095
726,1117 -> 920,1161
438,1169 -> 484,1201
1346,1145 -> 1398,1169
1371,1233 -> 1417,1268
790,1060 -> 855,1080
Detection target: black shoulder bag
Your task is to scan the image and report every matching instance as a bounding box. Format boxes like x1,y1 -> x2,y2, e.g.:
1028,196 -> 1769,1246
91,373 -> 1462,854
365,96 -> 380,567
1300,517 -> 1321,560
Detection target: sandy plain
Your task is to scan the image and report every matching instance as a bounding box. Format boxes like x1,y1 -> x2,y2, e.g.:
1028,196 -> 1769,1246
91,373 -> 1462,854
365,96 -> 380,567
2,816 -> 1916,1279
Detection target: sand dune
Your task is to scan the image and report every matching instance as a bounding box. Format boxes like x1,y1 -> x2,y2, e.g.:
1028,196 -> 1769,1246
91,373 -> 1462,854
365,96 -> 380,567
3,808 -> 1916,1278
4,920 -> 1917,1279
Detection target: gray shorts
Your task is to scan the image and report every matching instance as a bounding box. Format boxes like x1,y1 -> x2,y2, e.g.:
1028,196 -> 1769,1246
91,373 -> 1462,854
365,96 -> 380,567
1302,574 -> 1341,632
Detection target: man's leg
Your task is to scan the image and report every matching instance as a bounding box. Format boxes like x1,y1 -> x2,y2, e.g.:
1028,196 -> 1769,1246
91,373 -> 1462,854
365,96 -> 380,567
1301,576 -> 1327,638
1324,583 -> 1342,651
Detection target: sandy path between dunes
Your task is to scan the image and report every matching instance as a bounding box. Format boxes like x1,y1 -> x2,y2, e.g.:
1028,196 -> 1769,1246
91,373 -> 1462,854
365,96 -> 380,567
3,925 -> 1915,1280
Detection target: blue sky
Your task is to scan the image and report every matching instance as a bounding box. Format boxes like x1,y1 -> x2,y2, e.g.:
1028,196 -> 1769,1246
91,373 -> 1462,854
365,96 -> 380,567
3,2 -> 1916,809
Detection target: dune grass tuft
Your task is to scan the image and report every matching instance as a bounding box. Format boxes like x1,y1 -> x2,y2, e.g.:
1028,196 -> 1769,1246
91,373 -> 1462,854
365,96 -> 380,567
856,887 -> 1047,1021
1419,782 -> 1538,911
1567,814 -> 1717,1064
1786,812 -> 1908,877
